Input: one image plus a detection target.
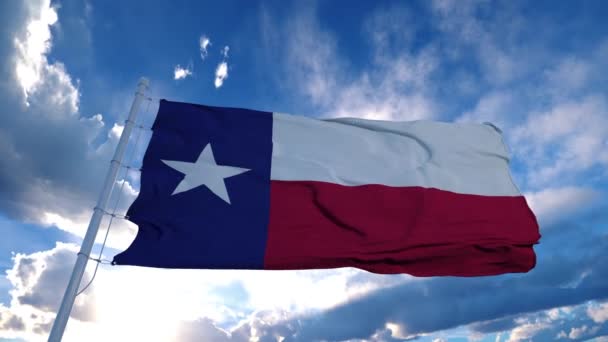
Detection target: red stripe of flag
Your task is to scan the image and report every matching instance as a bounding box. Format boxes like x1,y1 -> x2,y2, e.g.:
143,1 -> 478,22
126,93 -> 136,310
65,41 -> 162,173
265,181 -> 540,276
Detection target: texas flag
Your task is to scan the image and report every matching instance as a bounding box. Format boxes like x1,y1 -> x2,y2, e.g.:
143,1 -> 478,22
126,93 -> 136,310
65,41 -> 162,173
112,100 -> 540,276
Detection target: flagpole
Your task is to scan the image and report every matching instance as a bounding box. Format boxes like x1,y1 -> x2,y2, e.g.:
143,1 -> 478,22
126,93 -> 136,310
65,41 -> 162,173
48,78 -> 149,342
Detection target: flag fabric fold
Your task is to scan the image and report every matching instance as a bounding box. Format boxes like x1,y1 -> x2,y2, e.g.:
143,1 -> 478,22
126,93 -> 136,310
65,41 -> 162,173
112,99 -> 540,276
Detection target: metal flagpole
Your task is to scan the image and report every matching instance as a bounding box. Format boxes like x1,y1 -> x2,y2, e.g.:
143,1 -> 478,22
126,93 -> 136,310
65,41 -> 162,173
48,78 -> 149,342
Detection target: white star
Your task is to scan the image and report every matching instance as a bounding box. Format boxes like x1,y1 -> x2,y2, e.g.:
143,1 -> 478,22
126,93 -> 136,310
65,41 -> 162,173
161,143 -> 250,204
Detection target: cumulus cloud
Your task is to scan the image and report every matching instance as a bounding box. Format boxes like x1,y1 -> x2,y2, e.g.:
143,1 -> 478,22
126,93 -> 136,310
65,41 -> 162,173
0,241 -> 379,341
199,35 -> 211,60
503,305 -> 608,341
173,64 -> 193,80
588,303 -> 608,324
13,0 -> 60,106
175,318 -> 235,342
7,244 -> 96,322
0,243 -> 95,341
1,1 -> 607,342
507,321 -> 550,342
109,122 -> 123,139
214,61 -> 229,88
0,0 -> 141,250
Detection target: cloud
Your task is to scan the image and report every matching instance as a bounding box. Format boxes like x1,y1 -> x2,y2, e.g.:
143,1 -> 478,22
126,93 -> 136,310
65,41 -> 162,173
469,316 -> 518,334
8,244 -> 96,322
268,5 -> 438,121
506,321 -> 550,342
0,241 -> 382,341
250,218 -> 608,341
512,95 -> 608,187
279,277 -> 607,341
213,45 -> 231,88
456,91 -> 517,129
199,35 -> 211,60
13,0 -> 61,106
501,305 -> 608,341
544,57 -> 591,96
430,0 -> 527,86
109,122 -> 123,139
173,64 -> 193,80
524,187 -> 601,225
0,1 -> 606,341
214,61 -> 229,88
0,0 -> 143,250
426,0 -> 608,192
175,318 -> 235,342
0,243 -> 95,341
588,303 -> 608,324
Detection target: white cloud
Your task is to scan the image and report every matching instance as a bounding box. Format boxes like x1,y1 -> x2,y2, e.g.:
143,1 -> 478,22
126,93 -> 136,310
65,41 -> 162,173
547,308 -> 561,321
109,123 -> 123,139
506,322 -> 549,342
430,0 -> 530,86
36,176 -> 139,250
456,91 -> 515,129
326,48 -> 438,121
0,0 -> 146,253
587,303 -> 608,324
428,1 -> 608,192
276,6 -> 438,121
0,242 -> 388,341
199,35 -> 211,60
41,211 -> 87,236
175,318 -> 235,342
174,64 -> 193,80
385,322 -> 410,339
568,325 -> 588,339
0,243 -> 96,341
524,187 -> 600,224
544,57 -> 591,96
214,61 -> 228,88
213,45 -> 230,88
13,1 -> 78,113
116,179 -> 138,198
512,95 -> 608,186
13,1 -> 59,105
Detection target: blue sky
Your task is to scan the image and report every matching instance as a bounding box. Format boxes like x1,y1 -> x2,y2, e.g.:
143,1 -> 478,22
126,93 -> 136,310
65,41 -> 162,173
1,0 -> 607,341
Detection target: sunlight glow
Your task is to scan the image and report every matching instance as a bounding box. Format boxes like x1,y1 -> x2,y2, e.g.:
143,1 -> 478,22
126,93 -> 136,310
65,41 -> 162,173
14,1 -> 58,105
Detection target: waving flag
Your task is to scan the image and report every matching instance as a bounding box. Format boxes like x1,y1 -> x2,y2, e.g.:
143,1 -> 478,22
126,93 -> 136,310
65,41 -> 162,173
113,100 -> 540,276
